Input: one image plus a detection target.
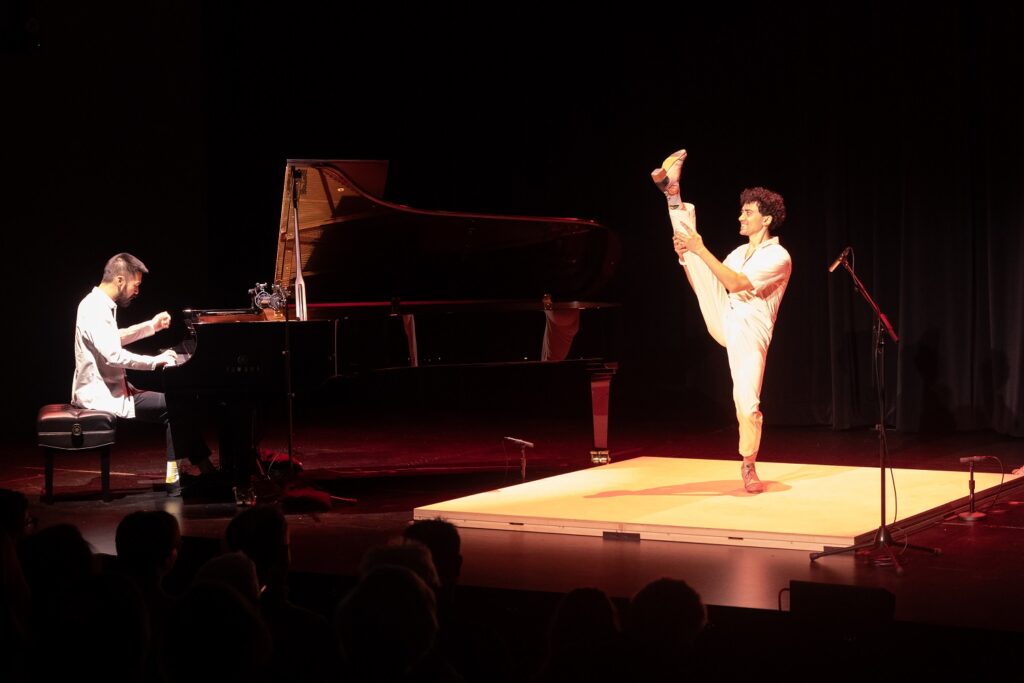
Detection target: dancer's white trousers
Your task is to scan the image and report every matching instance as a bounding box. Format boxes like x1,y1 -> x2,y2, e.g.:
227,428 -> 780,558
671,205 -> 770,458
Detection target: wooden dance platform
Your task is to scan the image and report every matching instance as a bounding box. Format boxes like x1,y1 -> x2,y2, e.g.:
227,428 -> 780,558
415,456 -> 1016,551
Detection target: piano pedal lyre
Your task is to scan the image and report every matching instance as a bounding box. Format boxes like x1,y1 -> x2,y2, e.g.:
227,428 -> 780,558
590,449 -> 611,465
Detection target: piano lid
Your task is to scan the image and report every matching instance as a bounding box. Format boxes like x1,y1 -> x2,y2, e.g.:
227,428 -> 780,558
274,159 -> 619,304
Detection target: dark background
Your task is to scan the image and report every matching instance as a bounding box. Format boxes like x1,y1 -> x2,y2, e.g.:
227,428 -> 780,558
5,2 -> 1023,439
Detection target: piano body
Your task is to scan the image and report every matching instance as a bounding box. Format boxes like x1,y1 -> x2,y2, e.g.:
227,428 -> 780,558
274,159 -> 621,463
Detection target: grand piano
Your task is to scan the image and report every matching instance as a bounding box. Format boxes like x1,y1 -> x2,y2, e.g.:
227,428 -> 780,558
162,158 -> 620,475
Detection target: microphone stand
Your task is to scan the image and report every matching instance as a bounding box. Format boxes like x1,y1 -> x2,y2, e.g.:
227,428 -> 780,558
957,460 -> 986,522
810,251 -> 941,573
254,168 -> 302,503
262,167 -> 355,508
504,437 -> 534,481
284,166 -> 304,474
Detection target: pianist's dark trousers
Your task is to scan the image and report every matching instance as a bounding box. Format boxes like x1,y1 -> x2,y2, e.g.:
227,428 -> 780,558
132,388 -> 212,464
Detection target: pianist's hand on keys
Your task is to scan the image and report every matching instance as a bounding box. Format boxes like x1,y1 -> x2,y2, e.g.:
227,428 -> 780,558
155,349 -> 178,368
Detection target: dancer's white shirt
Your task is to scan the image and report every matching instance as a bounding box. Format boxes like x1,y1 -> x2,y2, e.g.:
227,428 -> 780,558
721,237 -> 791,335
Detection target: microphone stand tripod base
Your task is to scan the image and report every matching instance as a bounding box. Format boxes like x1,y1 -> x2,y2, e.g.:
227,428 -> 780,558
957,511 -> 986,522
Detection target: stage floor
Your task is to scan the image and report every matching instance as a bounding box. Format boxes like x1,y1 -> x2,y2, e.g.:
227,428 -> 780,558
415,456 -> 1016,550
5,419 -> 1024,635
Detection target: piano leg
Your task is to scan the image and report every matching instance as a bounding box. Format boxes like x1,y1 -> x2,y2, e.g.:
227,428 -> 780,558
402,314 -> 419,368
587,361 -> 617,465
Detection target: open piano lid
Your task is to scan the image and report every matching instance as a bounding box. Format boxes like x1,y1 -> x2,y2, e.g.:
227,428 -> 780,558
274,159 -> 619,306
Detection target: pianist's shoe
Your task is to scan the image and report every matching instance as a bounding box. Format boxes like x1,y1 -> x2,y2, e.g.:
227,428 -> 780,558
166,459 -> 182,497
651,149 -> 687,206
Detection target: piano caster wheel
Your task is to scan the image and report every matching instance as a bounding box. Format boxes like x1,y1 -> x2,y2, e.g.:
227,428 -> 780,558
590,449 -> 611,466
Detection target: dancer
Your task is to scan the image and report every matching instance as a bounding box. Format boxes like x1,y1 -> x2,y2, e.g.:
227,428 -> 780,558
654,150 -> 792,493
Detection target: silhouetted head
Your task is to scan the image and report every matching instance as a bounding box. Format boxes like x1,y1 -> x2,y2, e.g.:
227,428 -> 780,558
403,518 -> 462,591
334,565 -> 438,679
115,510 -> 181,579
19,523 -> 94,603
195,552 -> 261,606
360,541 -> 441,594
225,504 -> 289,588
628,577 -> 706,648
549,587 -> 620,653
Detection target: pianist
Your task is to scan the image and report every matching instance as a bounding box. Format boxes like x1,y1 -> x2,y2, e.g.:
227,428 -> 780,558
71,253 -> 215,496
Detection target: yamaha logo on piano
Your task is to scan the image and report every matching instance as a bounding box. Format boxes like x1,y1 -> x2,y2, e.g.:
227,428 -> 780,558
228,355 -> 263,374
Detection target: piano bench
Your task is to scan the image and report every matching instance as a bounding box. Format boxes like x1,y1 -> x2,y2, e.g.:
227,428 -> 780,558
37,404 -> 117,504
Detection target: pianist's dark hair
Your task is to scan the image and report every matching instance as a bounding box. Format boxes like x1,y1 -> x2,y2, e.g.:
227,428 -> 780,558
102,252 -> 149,283
740,187 -> 786,234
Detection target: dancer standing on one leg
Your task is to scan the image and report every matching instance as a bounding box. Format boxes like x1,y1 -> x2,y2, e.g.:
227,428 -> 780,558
652,150 -> 792,493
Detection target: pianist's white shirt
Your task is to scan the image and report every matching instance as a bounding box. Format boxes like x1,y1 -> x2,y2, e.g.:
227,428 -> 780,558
71,287 -> 164,418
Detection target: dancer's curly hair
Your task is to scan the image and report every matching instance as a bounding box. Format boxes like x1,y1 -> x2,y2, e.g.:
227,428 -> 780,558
740,187 -> 786,233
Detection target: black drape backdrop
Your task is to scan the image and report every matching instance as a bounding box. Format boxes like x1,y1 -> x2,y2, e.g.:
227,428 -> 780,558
6,3 -> 1022,438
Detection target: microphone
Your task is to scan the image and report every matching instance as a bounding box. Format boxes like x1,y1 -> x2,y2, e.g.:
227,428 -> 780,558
504,436 -> 534,448
959,456 -> 986,463
828,247 -> 851,273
